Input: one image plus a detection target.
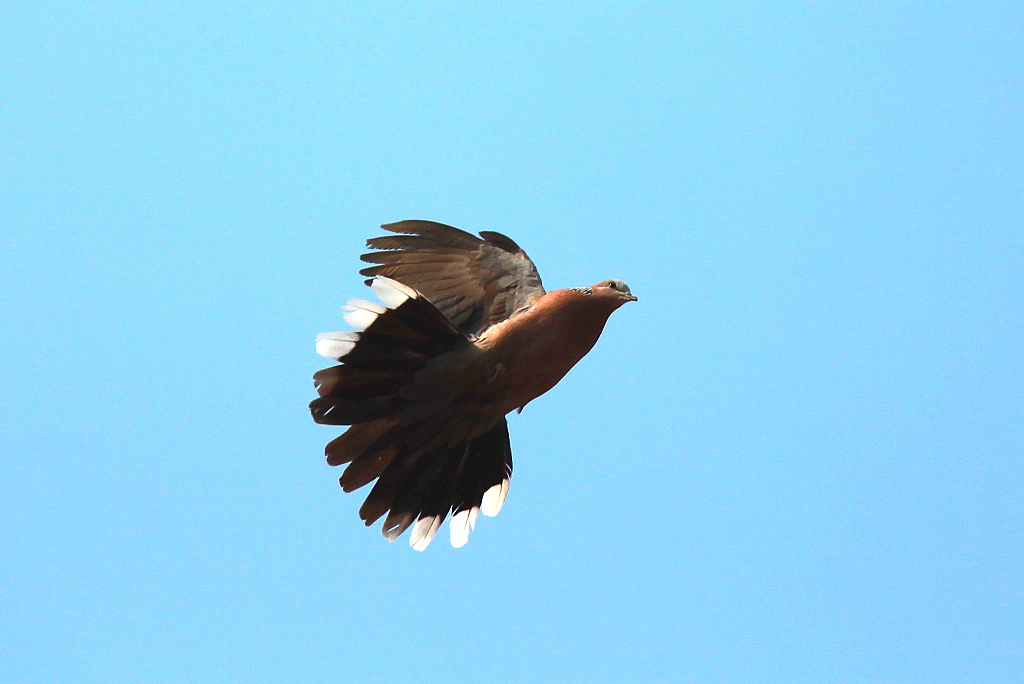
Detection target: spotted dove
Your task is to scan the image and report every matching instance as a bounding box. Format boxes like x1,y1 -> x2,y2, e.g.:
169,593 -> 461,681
310,220 -> 636,550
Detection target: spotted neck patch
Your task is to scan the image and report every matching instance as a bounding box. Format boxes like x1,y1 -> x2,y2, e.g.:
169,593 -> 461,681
570,286 -> 593,295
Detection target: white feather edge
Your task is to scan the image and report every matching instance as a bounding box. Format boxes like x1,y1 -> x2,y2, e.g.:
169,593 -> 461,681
371,276 -> 418,308
342,298 -> 384,330
314,331 -> 360,360
382,511 -> 414,542
450,506 -> 480,548
481,478 -> 510,517
330,278 -> 418,336
410,515 -> 443,551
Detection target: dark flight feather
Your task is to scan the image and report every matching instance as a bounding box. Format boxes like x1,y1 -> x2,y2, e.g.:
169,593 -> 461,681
311,278 -> 515,548
359,220 -> 546,337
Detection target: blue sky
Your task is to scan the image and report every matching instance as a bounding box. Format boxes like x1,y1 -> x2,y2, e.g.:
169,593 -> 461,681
2,2 -> 1021,682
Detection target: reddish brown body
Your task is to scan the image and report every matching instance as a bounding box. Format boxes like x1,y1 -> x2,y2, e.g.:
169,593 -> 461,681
478,288 -> 625,415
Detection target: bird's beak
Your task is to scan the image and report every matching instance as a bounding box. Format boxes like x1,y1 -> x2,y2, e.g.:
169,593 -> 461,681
625,293 -> 638,302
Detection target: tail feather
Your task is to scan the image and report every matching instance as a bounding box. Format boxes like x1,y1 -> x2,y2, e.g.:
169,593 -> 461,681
381,451 -> 451,540
449,421 -> 513,547
308,393 -> 397,426
324,417 -> 394,467
310,277 -> 467,426
453,419 -> 513,518
339,442 -> 400,492
311,277 -> 514,550
358,447 -> 424,525
364,418 -> 514,550
313,367 -> 407,399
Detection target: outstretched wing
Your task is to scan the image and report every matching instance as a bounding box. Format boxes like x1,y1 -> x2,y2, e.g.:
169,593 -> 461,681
359,220 -> 546,337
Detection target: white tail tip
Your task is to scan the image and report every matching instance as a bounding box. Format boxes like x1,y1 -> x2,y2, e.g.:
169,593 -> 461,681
315,331 -> 359,360
342,298 -> 385,330
450,506 -> 480,548
371,277 -> 417,309
481,478 -> 510,517
410,515 -> 442,551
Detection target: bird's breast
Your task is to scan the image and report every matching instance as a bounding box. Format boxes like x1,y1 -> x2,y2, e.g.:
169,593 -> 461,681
476,291 -> 613,414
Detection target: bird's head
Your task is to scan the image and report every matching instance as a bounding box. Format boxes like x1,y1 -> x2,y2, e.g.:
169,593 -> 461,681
592,279 -> 638,306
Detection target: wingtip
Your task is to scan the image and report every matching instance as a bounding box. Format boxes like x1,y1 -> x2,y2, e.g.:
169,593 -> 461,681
379,220 -> 428,235
478,230 -> 524,254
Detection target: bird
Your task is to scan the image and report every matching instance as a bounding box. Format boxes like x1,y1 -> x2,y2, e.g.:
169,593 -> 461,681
310,220 -> 636,550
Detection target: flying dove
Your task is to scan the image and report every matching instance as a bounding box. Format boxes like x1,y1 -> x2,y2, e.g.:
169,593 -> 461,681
310,220 -> 636,550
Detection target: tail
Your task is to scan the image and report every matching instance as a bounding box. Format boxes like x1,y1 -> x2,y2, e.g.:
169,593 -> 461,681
311,277 -> 513,550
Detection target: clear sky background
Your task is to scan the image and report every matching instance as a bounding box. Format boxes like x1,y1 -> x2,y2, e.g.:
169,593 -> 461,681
2,3 -> 1021,682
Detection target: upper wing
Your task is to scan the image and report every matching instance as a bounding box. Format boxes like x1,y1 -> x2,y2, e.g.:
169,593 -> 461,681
359,220 -> 546,337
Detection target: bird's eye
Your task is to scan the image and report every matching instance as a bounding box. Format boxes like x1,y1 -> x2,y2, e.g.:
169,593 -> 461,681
607,281 -> 617,290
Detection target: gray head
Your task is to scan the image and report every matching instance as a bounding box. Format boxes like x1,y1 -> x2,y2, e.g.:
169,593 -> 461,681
592,279 -> 637,303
